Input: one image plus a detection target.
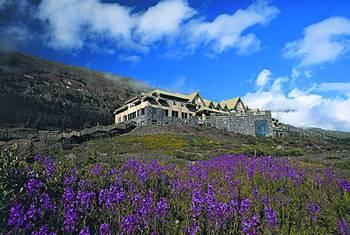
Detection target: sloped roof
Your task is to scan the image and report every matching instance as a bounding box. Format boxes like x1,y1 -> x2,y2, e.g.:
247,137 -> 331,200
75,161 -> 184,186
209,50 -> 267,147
115,88 -> 248,114
202,99 -> 213,107
215,102 -> 223,109
148,89 -> 189,100
186,92 -> 199,101
220,97 -> 241,110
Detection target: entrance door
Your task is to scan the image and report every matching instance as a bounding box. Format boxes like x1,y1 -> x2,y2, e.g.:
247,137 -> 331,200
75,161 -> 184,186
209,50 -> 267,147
255,120 -> 268,137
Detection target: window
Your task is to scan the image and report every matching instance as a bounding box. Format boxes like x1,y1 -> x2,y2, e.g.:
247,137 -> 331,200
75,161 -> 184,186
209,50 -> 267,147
141,108 -> 145,115
181,112 -> 188,119
164,110 -> 169,117
128,112 -> 136,120
189,113 -> 192,118
173,100 -> 177,105
172,111 -> 178,117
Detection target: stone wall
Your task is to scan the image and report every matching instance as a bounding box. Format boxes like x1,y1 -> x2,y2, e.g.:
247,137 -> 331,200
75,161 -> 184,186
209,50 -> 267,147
128,106 -> 273,137
206,111 -> 273,136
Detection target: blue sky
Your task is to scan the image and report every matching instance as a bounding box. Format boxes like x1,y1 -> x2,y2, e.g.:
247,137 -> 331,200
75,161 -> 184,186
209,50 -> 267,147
1,0 -> 350,131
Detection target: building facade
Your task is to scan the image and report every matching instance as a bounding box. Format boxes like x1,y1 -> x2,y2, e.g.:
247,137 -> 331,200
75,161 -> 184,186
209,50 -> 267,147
114,89 -> 273,137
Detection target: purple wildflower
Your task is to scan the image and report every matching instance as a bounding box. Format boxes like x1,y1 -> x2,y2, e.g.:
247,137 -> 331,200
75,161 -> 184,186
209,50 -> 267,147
40,192 -> 51,210
265,206 -> 277,228
120,214 -> 136,234
242,215 -> 260,235
229,199 -> 238,214
136,194 -> 153,228
338,218 -> 349,235
8,202 -> 25,229
156,198 -> 169,219
25,178 -> 43,195
64,169 -> 77,186
90,163 -> 103,175
26,203 -> 38,222
308,203 -> 321,222
100,223 -> 111,235
63,188 -> 75,208
76,191 -> 95,212
78,179 -> 89,190
239,197 -> 250,215
44,157 -> 56,178
99,185 -> 125,210
62,206 -> 78,233
191,190 -> 204,218
31,224 -> 56,235
187,223 -> 199,235
339,179 -> 350,193
136,164 -> 148,183
79,227 -> 91,235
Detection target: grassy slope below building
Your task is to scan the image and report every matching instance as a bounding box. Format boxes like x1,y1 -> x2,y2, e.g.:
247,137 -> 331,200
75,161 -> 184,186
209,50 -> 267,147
11,125 -> 349,177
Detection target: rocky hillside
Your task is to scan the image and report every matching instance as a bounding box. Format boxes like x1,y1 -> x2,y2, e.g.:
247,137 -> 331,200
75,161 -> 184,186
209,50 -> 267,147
0,50 -> 150,130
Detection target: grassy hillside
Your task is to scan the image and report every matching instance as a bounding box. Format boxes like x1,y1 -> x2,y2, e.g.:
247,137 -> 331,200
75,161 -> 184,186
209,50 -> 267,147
9,125 -> 348,176
0,50 -> 150,129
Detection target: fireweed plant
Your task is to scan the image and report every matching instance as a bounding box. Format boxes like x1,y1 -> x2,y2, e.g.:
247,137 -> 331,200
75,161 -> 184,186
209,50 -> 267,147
2,151 -> 350,234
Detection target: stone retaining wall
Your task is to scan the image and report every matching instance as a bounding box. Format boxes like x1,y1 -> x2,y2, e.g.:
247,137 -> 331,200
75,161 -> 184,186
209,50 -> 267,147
129,106 -> 273,137
207,111 -> 273,136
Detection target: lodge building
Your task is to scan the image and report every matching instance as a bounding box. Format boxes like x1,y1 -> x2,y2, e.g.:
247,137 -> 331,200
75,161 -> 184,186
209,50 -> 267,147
114,89 -> 273,137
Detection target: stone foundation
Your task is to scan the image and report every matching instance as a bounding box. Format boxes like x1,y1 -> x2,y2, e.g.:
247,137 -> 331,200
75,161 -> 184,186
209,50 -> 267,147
207,111 -> 273,136
128,106 -> 273,137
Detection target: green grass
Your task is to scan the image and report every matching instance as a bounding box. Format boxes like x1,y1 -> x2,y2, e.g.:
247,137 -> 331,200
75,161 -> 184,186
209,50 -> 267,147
36,131 -> 349,178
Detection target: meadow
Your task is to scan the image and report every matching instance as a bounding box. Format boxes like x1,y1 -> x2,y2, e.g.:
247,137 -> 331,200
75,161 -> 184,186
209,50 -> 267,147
1,148 -> 349,234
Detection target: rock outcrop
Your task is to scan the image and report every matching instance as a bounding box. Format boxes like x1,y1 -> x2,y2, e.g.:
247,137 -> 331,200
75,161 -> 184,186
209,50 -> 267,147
0,50 -> 150,129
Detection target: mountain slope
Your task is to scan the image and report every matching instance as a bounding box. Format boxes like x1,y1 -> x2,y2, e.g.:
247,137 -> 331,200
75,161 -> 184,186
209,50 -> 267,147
0,50 -> 150,129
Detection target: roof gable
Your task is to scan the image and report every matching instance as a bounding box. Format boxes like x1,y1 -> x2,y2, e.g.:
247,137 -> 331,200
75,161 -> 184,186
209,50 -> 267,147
220,97 -> 240,110
186,92 -> 199,102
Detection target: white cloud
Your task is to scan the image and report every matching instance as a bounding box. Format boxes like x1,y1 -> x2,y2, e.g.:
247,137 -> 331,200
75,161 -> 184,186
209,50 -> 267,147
34,0 -> 279,57
284,16 -> 350,66
243,69 -> 350,131
309,82 -> 350,96
255,69 -> 271,88
187,0 -> 279,54
37,0 -> 137,50
136,0 -> 195,44
36,0 -> 195,51
291,68 -> 301,80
